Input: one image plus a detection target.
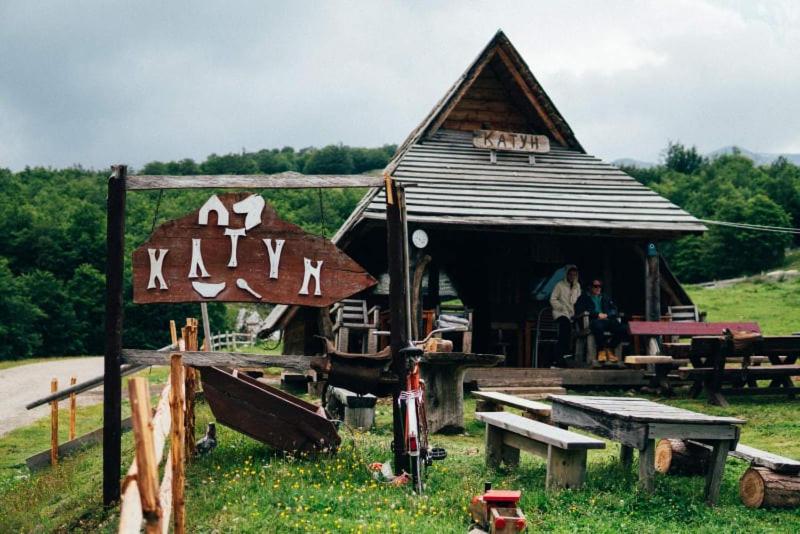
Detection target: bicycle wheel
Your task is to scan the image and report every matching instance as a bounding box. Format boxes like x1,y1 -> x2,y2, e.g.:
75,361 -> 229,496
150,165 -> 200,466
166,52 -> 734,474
409,453 -> 424,494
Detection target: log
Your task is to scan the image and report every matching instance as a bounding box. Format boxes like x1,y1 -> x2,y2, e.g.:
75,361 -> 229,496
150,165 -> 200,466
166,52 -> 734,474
169,355 -> 186,534
655,438 -> 711,475
128,377 -> 162,533
740,466 -> 800,508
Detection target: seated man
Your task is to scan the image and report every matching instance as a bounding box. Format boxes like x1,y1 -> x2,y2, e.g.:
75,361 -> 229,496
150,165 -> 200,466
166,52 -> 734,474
549,264 -> 581,367
575,279 -> 625,363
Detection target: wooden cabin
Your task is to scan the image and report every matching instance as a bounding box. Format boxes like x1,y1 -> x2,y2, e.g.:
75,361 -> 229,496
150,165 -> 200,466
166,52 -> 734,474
272,31 -> 705,367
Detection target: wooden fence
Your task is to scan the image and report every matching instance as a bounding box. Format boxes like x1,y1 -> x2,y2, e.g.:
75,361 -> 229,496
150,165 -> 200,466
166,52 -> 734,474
119,319 -> 200,534
209,331 -> 256,351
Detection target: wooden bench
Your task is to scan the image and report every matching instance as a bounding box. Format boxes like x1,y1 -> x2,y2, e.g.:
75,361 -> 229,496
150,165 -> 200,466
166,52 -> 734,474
476,411 -> 605,490
472,391 -> 552,422
323,386 -> 377,430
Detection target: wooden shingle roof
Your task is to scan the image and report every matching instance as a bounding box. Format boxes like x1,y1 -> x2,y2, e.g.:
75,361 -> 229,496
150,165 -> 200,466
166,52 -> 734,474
333,31 -> 705,241
354,129 -> 705,234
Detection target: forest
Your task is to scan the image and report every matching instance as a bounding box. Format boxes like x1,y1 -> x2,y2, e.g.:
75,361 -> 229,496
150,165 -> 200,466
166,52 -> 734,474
0,142 -> 797,359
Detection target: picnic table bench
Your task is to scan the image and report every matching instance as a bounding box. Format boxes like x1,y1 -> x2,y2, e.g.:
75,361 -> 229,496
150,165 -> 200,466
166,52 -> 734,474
629,321 -> 761,355
472,391 -> 552,422
476,411 -> 605,490
682,335 -> 800,406
548,394 -> 745,505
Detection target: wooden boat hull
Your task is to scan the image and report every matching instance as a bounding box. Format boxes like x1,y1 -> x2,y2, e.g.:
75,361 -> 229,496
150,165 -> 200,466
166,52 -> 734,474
201,367 -> 340,454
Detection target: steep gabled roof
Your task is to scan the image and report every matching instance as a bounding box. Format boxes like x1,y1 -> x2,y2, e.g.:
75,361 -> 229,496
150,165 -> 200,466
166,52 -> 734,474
333,31 -> 705,242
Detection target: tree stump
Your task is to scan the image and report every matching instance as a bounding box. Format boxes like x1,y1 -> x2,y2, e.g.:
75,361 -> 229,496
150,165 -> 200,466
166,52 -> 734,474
655,439 -> 711,475
740,466 -> 800,508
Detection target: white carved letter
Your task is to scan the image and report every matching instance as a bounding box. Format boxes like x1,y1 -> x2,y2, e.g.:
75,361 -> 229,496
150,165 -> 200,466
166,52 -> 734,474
147,248 -> 169,289
233,195 -> 265,230
225,228 -> 247,268
299,258 -> 323,296
198,195 -> 229,226
263,238 -> 285,279
188,238 -> 210,278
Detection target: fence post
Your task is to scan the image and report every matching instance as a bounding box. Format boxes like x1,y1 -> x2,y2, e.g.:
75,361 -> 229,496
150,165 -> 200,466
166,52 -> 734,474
183,321 -> 197,459
69,376 -> 77,440
50,378 -> 58,466
129,377 -> 162,534
169,354 -> 186,534
170,320 -> 178,348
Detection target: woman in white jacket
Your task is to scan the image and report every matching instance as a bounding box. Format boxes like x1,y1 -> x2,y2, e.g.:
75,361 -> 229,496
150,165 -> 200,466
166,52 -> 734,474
549,265 -> 580,367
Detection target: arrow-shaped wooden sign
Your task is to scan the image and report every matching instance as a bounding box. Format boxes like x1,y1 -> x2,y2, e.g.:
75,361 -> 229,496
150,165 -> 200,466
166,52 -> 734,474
132,192 -> 376,307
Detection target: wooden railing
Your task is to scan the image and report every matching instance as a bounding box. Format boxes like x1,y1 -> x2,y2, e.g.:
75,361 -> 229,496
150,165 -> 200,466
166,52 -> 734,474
119,319 -> 200,534
209,331 -> 256,351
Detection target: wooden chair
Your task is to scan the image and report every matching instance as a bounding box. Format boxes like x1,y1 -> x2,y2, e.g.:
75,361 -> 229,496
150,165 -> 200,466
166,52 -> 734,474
668,305 -> 700,322
436,303 -> 473,352
533,307 -> 558,368
330,299 -> 380,353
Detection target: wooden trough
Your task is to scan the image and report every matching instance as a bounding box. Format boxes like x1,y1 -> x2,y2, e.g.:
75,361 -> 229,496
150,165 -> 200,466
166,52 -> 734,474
201,367 -> 340,454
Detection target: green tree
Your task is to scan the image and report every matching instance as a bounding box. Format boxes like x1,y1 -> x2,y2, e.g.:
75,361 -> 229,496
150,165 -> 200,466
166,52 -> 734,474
303,145 -> 354,174
664,141 -> 704,174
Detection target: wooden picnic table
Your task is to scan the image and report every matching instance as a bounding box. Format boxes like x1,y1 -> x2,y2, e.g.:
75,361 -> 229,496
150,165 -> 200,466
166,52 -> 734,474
419,352 -> 503,434
627,321 -> 761,337
548,395 -> 745,505
683,335 -> 800,406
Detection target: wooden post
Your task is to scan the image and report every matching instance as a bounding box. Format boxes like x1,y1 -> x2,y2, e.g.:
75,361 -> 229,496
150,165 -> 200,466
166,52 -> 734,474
104,164 -> 126,505
170,320 -> 178,347
644,243 -> 661,355
386,178 -> 410,475
200,302 -> 212,351
50,378 -> 58,466
169,354 -> 186,534
128,377 -> 161,533
645,244 -> 660,322
69,376 -> 77,440
183,321 -> 197,458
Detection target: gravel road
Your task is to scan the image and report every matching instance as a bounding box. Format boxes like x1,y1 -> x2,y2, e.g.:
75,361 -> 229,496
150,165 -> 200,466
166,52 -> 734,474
0,357 -> 106,437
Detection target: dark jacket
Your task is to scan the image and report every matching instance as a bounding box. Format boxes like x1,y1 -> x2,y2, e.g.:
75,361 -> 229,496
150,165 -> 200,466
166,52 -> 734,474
575,291 -> 618,320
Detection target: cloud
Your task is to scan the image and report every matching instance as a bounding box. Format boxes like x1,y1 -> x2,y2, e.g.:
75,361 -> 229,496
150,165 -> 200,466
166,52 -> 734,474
0,0 -> 798,170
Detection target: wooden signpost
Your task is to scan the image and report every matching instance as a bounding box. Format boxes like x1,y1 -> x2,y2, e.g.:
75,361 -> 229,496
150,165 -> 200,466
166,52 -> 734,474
132,192 -> 376,307
104,169 -> 384,506
472,129 -> 550,153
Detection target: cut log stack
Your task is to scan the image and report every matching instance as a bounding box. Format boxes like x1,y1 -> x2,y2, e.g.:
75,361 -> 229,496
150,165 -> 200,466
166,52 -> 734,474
655,439 -> 710,475
740,467 -> 800,509
655,438 -> 800,509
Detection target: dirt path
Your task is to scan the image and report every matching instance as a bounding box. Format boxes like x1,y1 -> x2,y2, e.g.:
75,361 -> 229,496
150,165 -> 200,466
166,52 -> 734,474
0,357 -> 105,437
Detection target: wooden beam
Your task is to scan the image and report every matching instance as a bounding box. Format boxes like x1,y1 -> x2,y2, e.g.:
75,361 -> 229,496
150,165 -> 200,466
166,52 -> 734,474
169,355 -> 186,534
121,349 -> 314,371
126,172 -> 385,191
104,165 -> 126,506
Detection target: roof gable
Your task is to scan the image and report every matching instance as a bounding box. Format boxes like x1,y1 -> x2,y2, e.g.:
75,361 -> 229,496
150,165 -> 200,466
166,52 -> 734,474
385,30 -> 582,176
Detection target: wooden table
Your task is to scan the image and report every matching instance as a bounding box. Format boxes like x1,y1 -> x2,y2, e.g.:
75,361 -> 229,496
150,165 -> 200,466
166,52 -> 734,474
684,335 -> 800,406
548,395 -> 745,505
628,321 -> 761,355
419,352 -> 503,434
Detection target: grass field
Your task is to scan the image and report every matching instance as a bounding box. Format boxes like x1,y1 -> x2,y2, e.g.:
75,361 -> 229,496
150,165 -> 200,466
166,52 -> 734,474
1,388 -> 799,533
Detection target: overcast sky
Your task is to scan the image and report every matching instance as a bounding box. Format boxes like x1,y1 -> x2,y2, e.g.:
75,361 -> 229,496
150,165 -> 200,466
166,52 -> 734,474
1,1 -> 798,171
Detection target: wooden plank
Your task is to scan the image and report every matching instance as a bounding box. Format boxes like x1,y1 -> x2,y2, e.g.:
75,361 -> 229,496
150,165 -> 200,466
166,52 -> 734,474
126,173 -> 385,190
26,417 -> 133,471
625,356 -> 674,365
472,129 -> 550,153
122,349 -> 313,371
550,402 -> 648,449
27,363 -> 149,409
648,423 -> 739,441
475,411 -> 605,450
472,391 -> 552,417
50,378 -> 58,467
549,395 -> 744,424
502,430 -> 548,458
466,368 -> 649,387
132,193 -> 376,306
731,444 -> 800,474
104,165 -> 126,506
629,321 -> 761,336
